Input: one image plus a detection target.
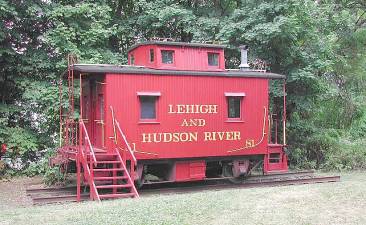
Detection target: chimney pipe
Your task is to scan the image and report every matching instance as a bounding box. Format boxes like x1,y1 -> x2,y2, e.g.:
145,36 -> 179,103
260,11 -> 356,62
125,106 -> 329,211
239,45 -> 250,71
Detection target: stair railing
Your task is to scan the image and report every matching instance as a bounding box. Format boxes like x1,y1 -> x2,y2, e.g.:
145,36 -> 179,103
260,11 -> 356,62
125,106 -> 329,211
110,106 -> 137,184
115,121 -> 137,164
79,120 -> 97,163
77,120 -> 100,201
114,147 -> 139,198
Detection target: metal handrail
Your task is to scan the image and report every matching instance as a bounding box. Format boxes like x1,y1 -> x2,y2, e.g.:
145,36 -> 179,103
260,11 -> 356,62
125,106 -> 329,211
79,146 -> 100,201
114,148 -> 139,198
80,120 -> 97,163
110,106 -> 137,164
77,119 -> 100,201
115,121 -> 137,164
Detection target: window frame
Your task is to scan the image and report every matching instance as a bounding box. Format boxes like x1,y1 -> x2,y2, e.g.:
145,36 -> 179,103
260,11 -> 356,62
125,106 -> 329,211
137,92 -> 161,124
130,54 -> 135,65
207,52 -> 220,67
225,92 -> 245,122
161,49 -> 175,65
149,49 -> 154,63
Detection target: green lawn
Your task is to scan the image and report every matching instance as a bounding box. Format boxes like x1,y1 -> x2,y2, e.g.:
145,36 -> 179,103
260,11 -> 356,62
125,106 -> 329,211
1,172 -> 365,225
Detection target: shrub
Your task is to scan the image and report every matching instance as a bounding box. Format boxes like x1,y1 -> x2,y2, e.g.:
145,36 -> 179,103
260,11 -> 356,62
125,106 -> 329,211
322,139 -> 366,171
24,158 -> 49,177
43,165 -> 66,186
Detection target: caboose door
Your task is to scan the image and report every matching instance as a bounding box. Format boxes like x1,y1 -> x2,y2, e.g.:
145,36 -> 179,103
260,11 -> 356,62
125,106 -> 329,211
92,81 -> 105,149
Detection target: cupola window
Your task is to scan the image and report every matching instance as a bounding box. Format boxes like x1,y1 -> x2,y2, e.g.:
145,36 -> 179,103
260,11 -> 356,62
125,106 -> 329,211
161,50 -> 174,64
150,49 -> 154,62
208,53 -> 219,66
130,54 -> 135,65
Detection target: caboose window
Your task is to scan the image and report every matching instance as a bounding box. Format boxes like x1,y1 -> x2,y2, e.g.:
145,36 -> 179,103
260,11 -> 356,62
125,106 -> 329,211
161,50 -> 174,64
227,97 -> 241,118
130,54 -> 135,65
150,49 -> 154,62
140,96 -> 157,119
225,93 -> 245,120
208,53 -> 219,66
137,92 -> 161,121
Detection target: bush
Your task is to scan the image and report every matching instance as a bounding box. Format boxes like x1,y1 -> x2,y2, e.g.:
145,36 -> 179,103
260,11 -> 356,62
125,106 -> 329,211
289,147 -> 317,169
23,158 -> 49,177
349,109 -> 366,138
43,165 -> 66,186
289,128 -> 366,171
4,147 -> 67,186
322,139 -> 366,171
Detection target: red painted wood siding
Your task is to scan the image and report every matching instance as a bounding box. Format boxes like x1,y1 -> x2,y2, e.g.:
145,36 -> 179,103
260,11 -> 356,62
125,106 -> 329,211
104,73 -> 269,160
128,44 -> 225,71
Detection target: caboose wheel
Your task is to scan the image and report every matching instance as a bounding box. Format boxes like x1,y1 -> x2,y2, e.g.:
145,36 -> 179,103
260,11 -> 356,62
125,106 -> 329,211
222,163 -> 247,184
135,173 -> 145,189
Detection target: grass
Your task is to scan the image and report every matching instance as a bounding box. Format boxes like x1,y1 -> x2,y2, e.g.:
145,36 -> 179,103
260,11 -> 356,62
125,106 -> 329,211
0,172 -> 365,225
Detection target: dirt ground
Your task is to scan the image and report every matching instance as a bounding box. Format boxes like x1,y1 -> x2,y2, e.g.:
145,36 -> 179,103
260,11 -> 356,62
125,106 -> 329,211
0,176 -> 42,209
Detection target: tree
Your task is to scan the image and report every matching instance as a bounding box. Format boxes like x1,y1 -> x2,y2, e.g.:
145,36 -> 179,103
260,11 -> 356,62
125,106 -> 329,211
0,0 -> 365,171
0,0 -> 51,163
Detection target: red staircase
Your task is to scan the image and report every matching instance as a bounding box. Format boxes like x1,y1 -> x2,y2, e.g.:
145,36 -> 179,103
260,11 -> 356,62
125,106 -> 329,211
58,56 -> 138,202
77,120 -> 139,201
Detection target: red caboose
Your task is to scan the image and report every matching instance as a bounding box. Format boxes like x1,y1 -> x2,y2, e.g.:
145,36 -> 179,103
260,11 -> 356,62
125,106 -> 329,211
58,41 -> 288,201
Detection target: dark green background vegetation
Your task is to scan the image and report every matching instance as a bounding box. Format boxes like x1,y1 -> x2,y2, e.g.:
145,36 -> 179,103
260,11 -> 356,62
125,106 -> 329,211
1,0 -> 365,175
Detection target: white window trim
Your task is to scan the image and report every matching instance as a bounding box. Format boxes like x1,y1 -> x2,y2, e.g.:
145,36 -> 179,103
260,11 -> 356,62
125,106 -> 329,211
224,92 -> 246,97
137,91 -> 161,96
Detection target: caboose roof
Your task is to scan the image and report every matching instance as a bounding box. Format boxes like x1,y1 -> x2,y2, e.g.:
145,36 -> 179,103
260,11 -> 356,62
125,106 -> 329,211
70,64 -> 285,79
128,41 -> 225,52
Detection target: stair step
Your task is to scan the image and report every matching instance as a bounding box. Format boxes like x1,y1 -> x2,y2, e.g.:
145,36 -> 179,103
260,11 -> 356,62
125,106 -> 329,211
96,161 -> 121,164
94,180 -> 114,185
93,152 -> 118,155
93,168 -> 124,172
92,154 -> 118,160
85,153 -> 108,156
96,184 -> 132,189
87,153 -> 118,158
99,193 -> 136,199
94,176 -> 127,180
93,147 -> 107,153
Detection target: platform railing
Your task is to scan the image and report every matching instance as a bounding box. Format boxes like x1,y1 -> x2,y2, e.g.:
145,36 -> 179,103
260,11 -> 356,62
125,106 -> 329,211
61,119 -> 79,147
269,114 -> 279,144
268,112 -> 287,146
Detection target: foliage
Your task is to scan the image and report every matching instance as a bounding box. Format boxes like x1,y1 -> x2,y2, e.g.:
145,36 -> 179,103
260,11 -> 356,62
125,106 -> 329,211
24,158 -> 49,177
43,165 -> 66,186
45,2 -> 124,65
0,0 -> 365,174
24,149 -> 66,186
322,138 -> 366,171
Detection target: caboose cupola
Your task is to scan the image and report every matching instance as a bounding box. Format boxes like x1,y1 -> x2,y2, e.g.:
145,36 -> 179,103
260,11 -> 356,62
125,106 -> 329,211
127,41 -> 225,71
